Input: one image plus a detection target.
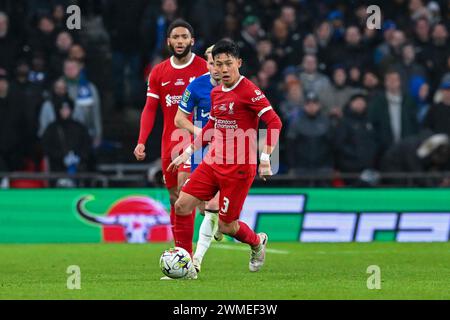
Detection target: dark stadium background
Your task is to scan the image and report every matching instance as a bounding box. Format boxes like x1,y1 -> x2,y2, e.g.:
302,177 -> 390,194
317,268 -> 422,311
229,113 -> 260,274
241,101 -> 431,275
0,0 -> 449,188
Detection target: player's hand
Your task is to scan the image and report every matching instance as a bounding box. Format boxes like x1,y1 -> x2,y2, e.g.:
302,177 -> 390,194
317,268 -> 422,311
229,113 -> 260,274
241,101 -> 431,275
258,160 -> 273,181
167,152 -> 191,173
134,143 -> 146,161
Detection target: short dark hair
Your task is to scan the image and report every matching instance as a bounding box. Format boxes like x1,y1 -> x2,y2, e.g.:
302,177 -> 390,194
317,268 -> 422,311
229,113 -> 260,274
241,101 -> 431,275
384,68 -> 400,78
212,39 -> 240,59
167,19 -> 194,37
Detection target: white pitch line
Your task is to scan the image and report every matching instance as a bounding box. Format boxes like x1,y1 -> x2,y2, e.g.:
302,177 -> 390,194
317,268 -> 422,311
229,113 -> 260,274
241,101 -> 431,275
212,244 -> 289,255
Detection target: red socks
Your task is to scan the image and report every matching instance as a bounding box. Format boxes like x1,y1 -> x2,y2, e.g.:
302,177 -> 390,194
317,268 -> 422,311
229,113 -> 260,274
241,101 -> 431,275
173,209 -> 196,257
170,204 -> 176,242
234,221 -> 260,247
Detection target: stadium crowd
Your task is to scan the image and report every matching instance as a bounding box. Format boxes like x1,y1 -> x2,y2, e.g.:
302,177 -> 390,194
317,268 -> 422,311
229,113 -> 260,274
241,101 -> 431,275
0,0 -> 449,187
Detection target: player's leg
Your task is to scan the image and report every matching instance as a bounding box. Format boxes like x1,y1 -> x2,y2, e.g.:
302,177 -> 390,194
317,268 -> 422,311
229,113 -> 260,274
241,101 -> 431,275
174,163 -> 218,257
161,158 -> 180,239
208,192 -> 223,241
193,191 -> 221,272
217,176 -> 268,272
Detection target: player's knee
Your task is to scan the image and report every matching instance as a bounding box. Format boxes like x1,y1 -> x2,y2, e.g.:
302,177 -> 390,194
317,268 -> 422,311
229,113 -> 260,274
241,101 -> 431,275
206,200 -> 219,212
174,199 -> 191,216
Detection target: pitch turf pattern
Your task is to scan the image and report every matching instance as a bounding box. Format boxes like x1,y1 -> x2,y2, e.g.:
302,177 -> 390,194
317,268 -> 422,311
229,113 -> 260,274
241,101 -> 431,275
0,243 -> 449,300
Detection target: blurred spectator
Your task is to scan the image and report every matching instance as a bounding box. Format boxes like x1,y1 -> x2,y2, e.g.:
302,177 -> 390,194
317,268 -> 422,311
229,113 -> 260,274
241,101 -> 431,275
298,54 -> 330,94
0,70 -> 26,171
255,38 -> 273,67
10,60 -> 43,156
237,15 -> 265,76
423,81 -> 450,137
28,15 -> 57,59
42,97 -> 91,175
427,1 -> 442,25
315,20 -> 334,68
286,92 -> 334,174
51,4 -> 66,30
368,70 -> 419,159
279,4 -> 301,39
68,44 -> 86,63
379,30 -> 407,73
335,94 -> 376,173
258,58 -> 279,101
302,33 -> 319,58
190,0 -> 224,48
422,23 -> 450,89
409,0 -> 432,22
362,68 -> 382,99
49,31 -> 74,81
413,17 -> 430,54
0,12 -> 18,73
348,64 -> 363,88
222,14 -> 240,39
28,52 -> 48,87
104,0 -> 148,111
331,26 -> 371,70
394,42 -> 427,94
270,19 -> 301,70
380,131 -> 450,185
327,10 -> 345,42
279,79 -> 304,123
409,75 -> 431,123
63,59 -> 102,147
320,65 -> 364,118
374,20 -> 397,65
141,0 -> 179,59
38,77 -> 71,137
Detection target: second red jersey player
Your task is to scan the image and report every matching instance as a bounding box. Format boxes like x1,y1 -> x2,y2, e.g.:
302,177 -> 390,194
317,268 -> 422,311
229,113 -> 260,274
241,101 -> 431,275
134,19 -> 207,236
141,51 -> 207,186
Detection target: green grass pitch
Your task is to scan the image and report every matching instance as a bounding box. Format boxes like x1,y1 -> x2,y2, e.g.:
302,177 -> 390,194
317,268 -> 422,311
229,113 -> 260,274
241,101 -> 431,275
0,242 -> 449,300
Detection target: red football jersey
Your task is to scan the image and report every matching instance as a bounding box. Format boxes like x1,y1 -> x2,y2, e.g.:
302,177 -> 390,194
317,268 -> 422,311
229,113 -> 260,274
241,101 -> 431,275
204,76 -> 273,179
146,54 -> 208,159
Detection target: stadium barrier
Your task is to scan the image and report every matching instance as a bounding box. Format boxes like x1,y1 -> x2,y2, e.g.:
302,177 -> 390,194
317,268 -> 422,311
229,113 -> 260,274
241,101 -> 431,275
1,168 -> 450,187
0,188 -> 449,243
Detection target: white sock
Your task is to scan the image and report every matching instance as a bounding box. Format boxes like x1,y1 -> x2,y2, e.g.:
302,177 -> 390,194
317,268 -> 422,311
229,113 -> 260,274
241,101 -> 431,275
193,210 -> 219,264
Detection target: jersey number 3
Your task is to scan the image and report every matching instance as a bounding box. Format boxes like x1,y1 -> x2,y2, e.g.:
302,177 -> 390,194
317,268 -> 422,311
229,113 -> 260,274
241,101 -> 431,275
221,197 -> 230,214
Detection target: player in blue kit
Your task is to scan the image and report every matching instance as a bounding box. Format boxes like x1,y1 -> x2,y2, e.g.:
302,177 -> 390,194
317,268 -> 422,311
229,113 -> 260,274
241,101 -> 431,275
175,45 -> 222,272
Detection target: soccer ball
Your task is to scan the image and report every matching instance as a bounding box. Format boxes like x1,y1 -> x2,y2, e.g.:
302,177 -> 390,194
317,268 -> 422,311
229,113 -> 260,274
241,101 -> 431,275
159,247 -> 192,279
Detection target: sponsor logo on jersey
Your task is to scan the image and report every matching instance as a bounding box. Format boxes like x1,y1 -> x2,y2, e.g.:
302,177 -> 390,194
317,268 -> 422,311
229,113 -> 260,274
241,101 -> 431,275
175,79 -> 185,86
165,94 -> 183,107
215,119 -> 238,129
162,81 -> 171,86
251,91 -> 266,102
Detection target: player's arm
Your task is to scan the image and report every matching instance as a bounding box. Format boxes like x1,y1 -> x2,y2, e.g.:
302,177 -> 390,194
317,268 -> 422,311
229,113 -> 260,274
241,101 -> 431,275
167,116 -> 215,172
174,109 -> 202,136
258,108 -> 283,181
176,86 -> 202,136
134,68 -> 160,161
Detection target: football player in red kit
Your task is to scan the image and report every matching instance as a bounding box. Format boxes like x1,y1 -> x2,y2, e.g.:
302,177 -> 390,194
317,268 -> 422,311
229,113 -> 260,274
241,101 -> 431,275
134,20 -> 207,244
168,39 -> 282,279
